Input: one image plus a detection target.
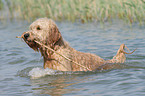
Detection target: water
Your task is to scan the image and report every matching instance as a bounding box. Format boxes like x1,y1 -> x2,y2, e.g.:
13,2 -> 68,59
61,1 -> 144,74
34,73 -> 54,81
0,20 -> 145,96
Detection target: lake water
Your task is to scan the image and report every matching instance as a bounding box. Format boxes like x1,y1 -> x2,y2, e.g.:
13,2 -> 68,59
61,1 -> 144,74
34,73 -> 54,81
0,20 -> 145,96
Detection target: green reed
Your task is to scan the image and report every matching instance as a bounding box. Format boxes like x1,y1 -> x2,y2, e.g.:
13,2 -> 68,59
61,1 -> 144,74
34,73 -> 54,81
0,0 -> 3,10
0,0 -> 145,24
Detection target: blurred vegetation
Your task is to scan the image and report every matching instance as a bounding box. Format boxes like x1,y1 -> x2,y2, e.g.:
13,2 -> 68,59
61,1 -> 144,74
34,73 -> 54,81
0,0 -> 3,10
0,0 -> 145,24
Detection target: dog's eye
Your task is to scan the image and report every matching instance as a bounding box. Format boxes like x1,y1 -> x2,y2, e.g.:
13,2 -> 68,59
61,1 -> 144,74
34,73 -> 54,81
37,26 -> 41,30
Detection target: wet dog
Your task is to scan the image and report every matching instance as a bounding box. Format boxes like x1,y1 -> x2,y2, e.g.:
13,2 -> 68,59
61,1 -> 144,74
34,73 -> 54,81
19,18 -> 136,71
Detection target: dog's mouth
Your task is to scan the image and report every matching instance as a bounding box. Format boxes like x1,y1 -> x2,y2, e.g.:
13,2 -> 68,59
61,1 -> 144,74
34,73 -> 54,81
21,32 -> 39,51
25,40 -> 39,51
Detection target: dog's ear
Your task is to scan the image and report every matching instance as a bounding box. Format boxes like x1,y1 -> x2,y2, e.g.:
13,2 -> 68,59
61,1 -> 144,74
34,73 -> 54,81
48,25 -> 61,48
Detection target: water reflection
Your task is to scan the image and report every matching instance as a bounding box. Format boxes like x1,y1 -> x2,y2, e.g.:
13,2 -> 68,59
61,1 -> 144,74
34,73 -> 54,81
30,75 -> 82,96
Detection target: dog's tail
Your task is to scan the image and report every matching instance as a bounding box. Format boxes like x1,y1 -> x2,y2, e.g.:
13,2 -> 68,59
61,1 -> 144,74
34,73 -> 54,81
106,44 -> 136,63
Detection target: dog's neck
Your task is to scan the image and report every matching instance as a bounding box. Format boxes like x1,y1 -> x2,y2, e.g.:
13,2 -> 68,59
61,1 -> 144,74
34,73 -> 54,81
53,37 -> 66,50
40,37 -> 69,69
40,37 -> 65,56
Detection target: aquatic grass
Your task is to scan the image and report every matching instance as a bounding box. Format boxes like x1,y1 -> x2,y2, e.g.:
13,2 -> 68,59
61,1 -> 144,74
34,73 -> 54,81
0,0 -> 144,25
0,0 -> 3,10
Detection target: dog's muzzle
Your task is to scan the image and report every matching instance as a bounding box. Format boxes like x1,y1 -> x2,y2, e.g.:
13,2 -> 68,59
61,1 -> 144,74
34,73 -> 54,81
24,33 -> 30,40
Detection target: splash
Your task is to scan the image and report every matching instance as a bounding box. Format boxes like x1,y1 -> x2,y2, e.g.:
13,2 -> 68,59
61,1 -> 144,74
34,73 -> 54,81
29,67 -> 56,79
18,67 -> 79,79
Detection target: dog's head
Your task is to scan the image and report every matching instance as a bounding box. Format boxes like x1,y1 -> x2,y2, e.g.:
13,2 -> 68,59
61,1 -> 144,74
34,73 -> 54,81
22,18 -> 61,52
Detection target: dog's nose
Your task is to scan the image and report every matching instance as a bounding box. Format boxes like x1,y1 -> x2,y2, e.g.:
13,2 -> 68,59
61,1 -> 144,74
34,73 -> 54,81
24,33 -> 29,39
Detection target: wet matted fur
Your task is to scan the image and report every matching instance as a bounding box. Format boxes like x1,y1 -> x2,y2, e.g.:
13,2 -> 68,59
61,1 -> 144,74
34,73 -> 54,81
20,18 -> 136,71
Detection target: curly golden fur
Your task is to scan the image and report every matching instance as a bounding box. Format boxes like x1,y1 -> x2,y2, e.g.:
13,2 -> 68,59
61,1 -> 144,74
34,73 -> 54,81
21,18 -> 135,71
